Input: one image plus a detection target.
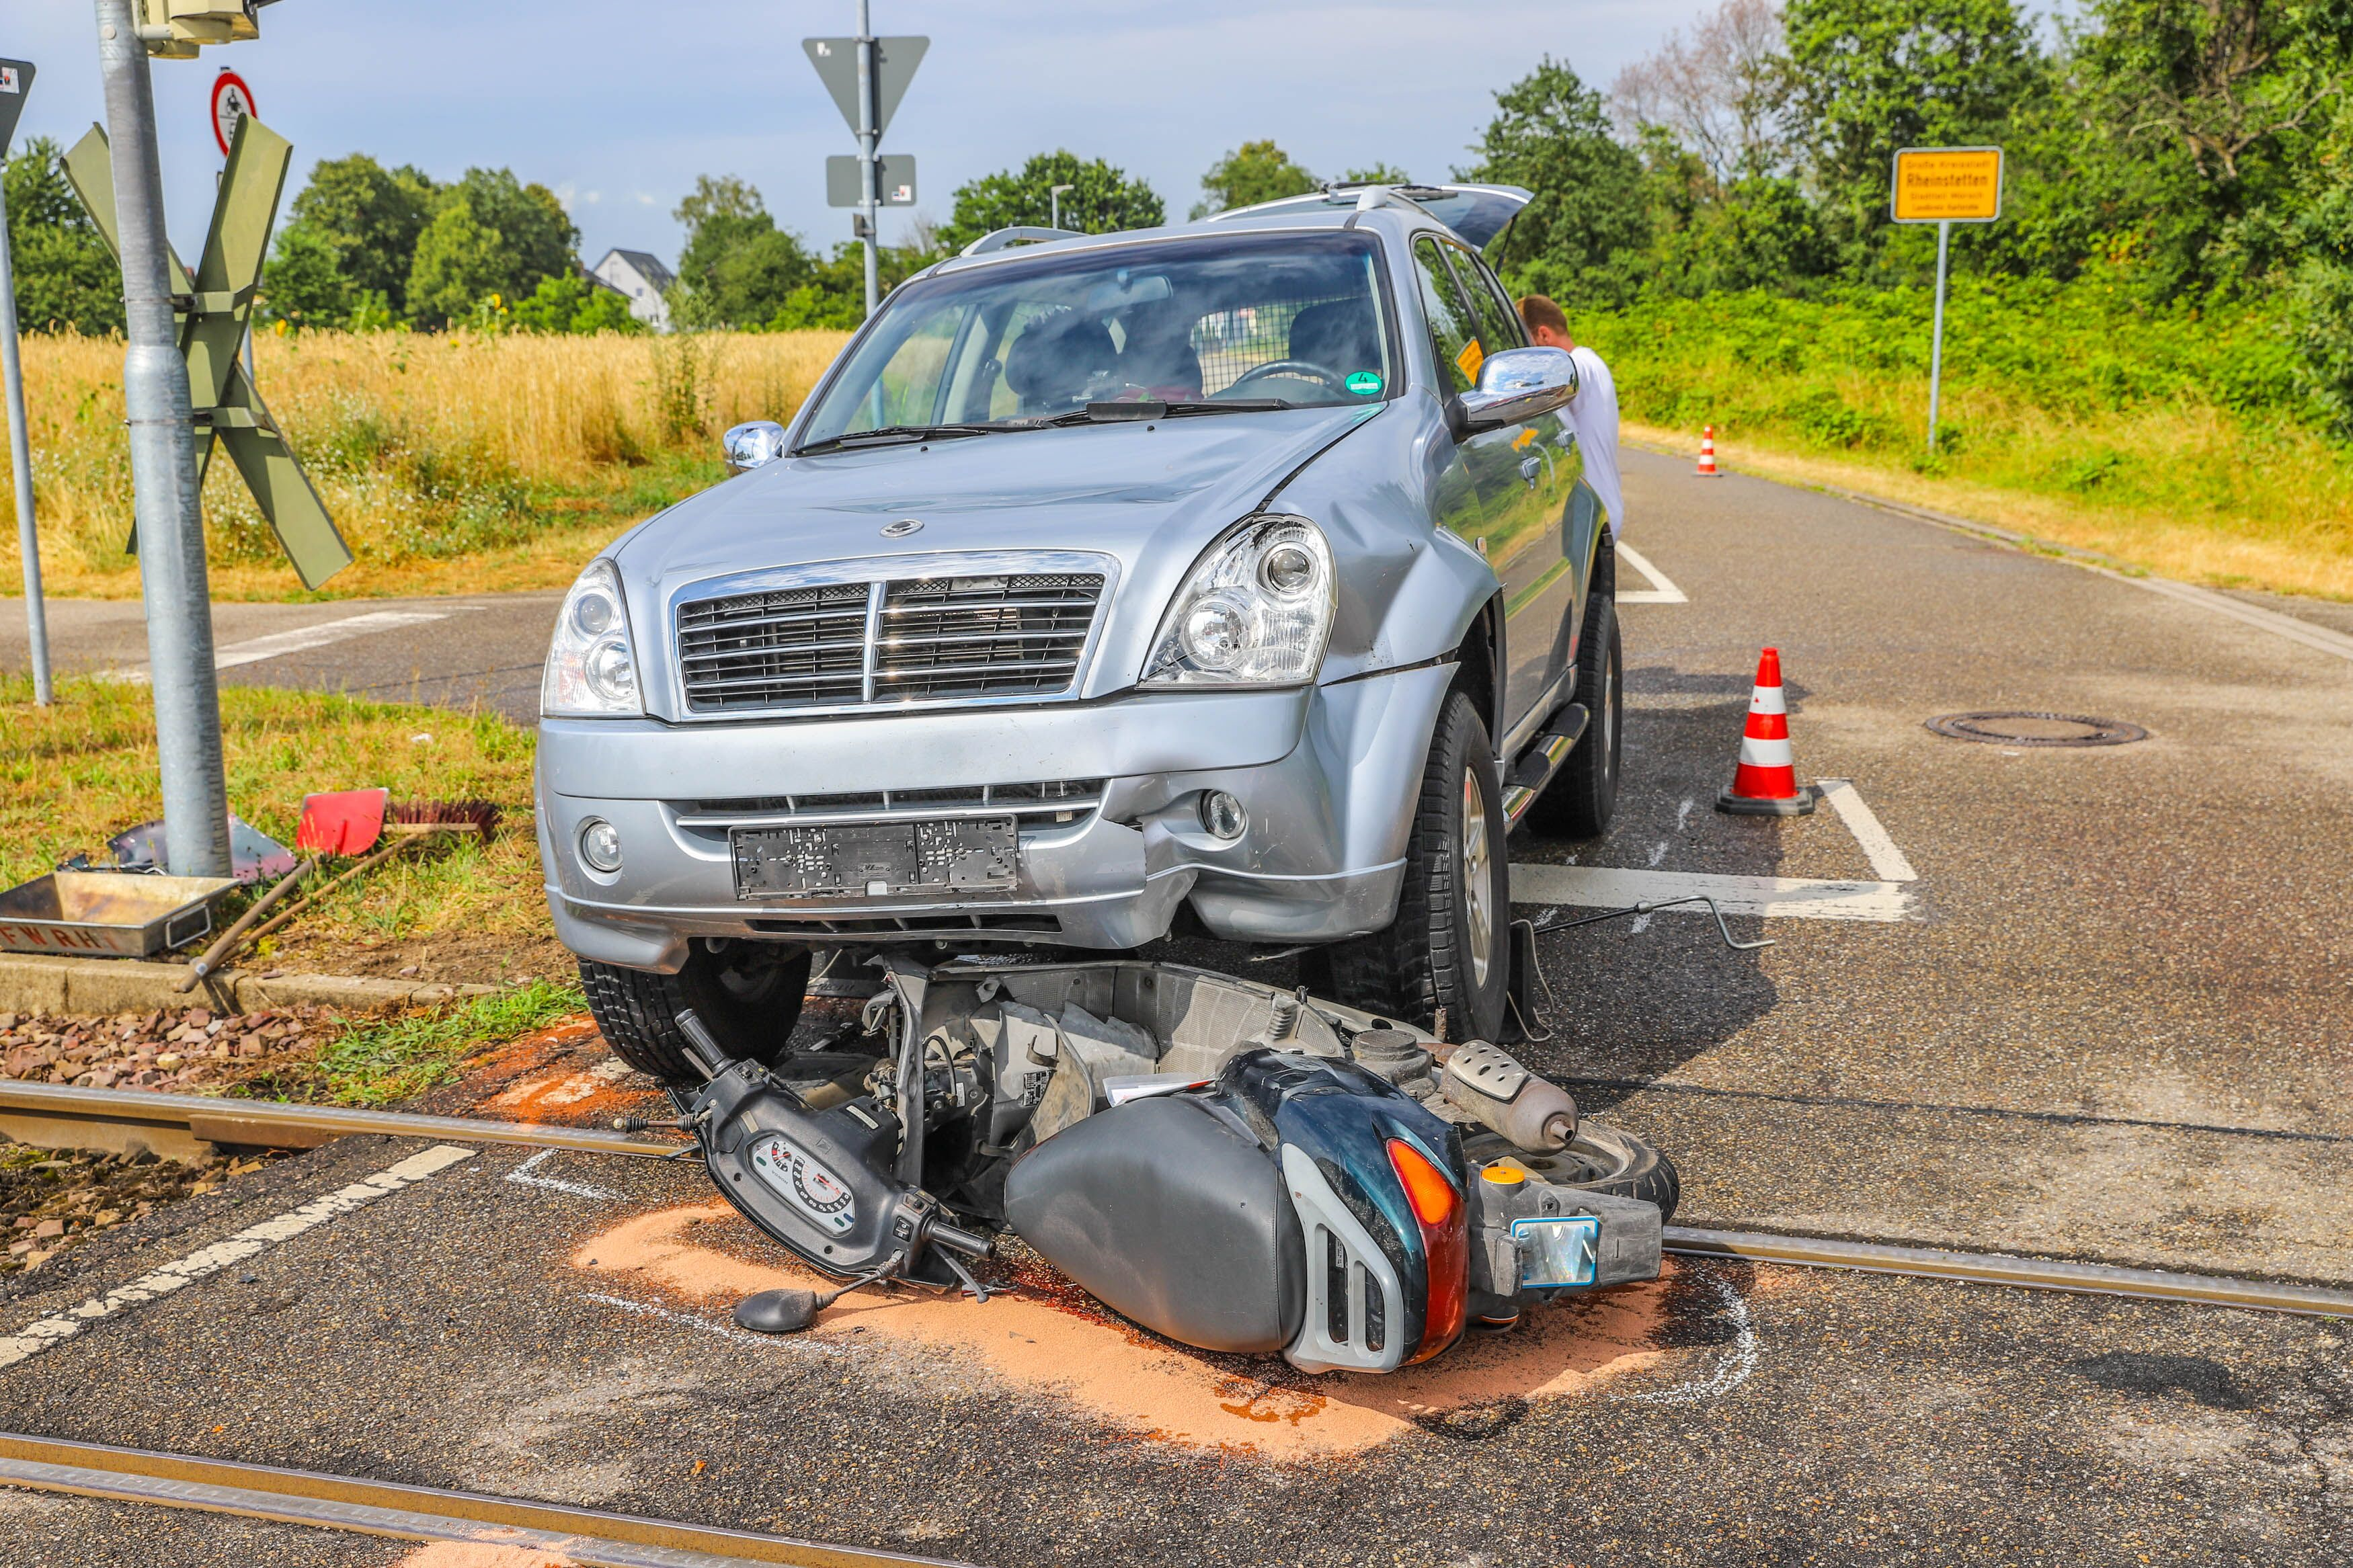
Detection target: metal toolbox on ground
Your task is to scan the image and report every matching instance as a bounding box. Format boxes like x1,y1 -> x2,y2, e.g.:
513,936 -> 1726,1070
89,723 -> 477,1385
0,872 -> 238,958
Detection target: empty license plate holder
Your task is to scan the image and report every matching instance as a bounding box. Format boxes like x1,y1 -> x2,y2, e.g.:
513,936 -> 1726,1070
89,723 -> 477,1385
731,817 -> 1019,900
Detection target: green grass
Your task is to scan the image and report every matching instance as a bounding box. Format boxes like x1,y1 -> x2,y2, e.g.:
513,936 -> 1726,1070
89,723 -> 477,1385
1,676 -> 557,984
1584,276 -> 2353,599
296,979 -> 586,1107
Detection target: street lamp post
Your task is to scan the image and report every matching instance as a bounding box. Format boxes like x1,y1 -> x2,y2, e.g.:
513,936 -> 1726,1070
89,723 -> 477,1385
1049,183 -> 1074,231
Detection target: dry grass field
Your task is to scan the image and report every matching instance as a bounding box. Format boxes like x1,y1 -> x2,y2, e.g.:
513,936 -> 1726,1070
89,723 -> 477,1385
0,328 -> 851,601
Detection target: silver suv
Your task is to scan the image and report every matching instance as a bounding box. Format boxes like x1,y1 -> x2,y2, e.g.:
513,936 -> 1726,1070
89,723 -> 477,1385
536,184 -> 1622,1080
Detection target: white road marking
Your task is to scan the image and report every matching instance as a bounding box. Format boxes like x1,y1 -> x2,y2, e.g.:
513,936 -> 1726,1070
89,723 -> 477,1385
1511,862 -> 1918,921
104,610 -> 457,683
504,1149 -> 621,1202
0,1146 -> 475,1371
1675,798 -> 1695,831
1626,1273 -> 1757,1404
1647,840 -> 1668,866
1616,542 -> 1687,604
1815,778 -> 1919,882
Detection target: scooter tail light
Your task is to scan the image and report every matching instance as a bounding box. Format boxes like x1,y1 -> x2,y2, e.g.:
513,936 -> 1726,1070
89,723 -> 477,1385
1388,1139 -> 1468,1362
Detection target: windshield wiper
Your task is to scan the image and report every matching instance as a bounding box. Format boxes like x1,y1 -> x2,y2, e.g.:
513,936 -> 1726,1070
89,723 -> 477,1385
1053,399 -> 1295,425
791,423 -> 999,456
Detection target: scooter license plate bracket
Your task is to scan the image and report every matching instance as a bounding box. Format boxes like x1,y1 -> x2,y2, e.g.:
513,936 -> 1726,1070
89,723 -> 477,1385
731,816 -> 1019,899
1512,1215 -> 1603,1288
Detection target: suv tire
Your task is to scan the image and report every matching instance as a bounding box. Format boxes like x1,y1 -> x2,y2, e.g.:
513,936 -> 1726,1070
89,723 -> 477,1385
1315,688 -> 1510,1042
580,942 -> 812,1085
1530,543 -> 1621,839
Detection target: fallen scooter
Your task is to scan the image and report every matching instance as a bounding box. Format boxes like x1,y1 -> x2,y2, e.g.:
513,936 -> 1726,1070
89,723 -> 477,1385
643,958 -> 1678,1373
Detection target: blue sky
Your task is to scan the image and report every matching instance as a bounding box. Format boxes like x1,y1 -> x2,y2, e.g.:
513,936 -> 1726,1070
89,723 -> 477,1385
7,1 -> 1716,266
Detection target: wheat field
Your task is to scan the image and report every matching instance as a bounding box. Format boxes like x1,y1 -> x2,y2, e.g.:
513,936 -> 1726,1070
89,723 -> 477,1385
0,328 -> 852,600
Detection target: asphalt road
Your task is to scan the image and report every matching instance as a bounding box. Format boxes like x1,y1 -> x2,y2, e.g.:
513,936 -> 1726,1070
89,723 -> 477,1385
2,448 -> 2350,1563
0,590 -> 561,721
0,1132 -> 2346,1567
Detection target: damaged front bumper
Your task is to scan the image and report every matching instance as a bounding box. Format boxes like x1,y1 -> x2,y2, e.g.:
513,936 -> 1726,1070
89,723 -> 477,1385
537,666 -> 1455,972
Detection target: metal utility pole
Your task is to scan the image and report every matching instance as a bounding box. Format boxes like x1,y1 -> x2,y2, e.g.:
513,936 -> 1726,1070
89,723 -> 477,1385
94,0 -> 232,876
856,0 -> 878,317
0,173 -> 50,707
1926,220 -> 1950,452
807,17 -> 922,319
0,56 -> 49,705
1890,147 -> 2003,457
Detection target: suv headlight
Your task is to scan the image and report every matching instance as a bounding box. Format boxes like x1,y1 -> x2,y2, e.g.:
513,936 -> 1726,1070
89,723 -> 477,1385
1142,515 -> 1334,688
541,559 -> 643,716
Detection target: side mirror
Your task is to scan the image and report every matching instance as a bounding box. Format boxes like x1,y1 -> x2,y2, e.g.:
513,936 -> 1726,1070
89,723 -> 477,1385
1449,347 -> 1579,438
722,421 -> 789,475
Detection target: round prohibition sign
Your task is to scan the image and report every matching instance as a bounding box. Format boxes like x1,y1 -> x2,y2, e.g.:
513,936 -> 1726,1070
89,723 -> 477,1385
210,69 -> 255,158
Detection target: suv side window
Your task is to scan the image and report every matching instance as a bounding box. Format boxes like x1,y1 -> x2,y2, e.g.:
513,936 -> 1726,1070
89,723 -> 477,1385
1445,241 -> 1527,359
1412,235 -> 1484,396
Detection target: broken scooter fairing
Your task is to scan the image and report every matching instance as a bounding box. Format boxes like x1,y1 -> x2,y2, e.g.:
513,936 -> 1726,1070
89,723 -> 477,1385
675,958 -> 1669,1374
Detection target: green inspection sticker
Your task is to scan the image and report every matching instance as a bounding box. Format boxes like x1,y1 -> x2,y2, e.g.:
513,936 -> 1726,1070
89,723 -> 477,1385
1345,370 -> 1384,396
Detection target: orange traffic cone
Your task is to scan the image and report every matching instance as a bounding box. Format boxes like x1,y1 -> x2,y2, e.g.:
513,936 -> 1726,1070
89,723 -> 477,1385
1716,647 -> 1815,815
1696,425 -> 1720,478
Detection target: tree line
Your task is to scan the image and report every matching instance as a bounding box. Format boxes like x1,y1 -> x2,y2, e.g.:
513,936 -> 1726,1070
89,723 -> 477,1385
3,0 -> 2342,423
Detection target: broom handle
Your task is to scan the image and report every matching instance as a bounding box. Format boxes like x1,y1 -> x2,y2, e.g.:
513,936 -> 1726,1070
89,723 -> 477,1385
239,833 -> 426,949
178,857 -> 318,993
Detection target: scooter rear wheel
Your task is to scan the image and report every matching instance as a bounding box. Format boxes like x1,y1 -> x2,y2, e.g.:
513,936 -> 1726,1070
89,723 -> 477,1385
1463,1122 -> 1680,1222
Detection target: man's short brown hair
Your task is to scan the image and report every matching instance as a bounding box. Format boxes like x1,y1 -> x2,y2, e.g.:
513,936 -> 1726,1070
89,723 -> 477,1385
1518,294 -> 1569,339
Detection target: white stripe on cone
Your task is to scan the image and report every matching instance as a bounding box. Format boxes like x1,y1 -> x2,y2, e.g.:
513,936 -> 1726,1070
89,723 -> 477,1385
1739,734 -> 1794,768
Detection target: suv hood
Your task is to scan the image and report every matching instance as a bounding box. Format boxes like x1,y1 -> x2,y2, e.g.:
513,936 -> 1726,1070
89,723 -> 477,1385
613,404 -> 1383,714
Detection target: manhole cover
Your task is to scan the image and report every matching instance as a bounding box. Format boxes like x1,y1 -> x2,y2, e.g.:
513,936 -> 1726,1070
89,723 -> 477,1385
1925,711 -> 2150,747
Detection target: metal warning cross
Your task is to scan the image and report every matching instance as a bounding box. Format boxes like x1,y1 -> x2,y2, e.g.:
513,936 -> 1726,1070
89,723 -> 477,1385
62,114 -> 352,589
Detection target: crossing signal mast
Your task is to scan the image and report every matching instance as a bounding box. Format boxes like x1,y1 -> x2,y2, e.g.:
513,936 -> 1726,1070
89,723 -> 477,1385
81,0 -> 338,880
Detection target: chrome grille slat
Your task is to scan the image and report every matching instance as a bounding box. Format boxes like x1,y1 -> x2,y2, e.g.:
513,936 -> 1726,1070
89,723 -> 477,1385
673,778 -> 1105,833
676,566 -> 1105,714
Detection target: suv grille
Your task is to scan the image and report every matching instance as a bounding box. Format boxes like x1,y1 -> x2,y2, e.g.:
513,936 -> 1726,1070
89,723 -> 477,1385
677,571 -> 1105,714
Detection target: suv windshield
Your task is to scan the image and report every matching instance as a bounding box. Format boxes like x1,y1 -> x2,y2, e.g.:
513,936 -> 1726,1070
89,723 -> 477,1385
796,231 -> 1397,448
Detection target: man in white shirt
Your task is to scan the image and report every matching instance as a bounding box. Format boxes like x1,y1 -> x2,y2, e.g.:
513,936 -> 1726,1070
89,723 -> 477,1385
1517,294 -> 1625,540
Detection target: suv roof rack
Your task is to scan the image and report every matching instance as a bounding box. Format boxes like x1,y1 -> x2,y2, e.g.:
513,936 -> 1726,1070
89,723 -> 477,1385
960,225 -> 1086,257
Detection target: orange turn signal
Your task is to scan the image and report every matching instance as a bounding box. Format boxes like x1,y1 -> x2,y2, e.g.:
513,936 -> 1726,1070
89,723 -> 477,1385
1386,1138 -> 1458,1227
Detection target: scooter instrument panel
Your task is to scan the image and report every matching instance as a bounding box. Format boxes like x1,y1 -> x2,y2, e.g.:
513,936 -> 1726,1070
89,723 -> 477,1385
748,1134 -> 858,1234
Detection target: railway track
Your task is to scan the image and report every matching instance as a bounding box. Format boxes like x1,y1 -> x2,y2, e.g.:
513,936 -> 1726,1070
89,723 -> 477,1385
1,1078 -> 2350,1560
5,1078 -> 2348,1319
0,1432 -> 959,1568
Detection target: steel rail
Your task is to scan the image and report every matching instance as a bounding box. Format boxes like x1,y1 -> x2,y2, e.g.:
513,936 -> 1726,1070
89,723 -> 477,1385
0,1079 -> 684,1159
7,1082 -> 2351,1319
1665,1227 -> 2353,1318
0,1432 -> 964,1568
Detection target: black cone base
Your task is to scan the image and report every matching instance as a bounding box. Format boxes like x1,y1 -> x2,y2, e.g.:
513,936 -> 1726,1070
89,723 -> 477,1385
1716,785 -> 1817,816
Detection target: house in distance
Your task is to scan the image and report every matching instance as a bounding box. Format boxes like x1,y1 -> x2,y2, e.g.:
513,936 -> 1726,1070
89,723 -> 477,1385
590,248 -> 677,332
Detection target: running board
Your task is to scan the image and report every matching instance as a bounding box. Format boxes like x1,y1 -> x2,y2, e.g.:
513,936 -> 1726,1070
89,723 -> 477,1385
1501,705 -> 1589,826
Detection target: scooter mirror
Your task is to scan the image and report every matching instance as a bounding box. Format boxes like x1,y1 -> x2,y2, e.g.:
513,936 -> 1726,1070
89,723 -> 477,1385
734,1288 -> 822,1334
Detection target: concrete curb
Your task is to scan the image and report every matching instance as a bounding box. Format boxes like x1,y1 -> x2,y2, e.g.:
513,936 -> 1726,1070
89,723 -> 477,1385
0,953 -> 497,1018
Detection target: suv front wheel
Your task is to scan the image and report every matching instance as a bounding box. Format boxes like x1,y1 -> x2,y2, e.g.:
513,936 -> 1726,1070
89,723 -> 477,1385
580,941 -> 811,1085
1312,688 -> 1511,1042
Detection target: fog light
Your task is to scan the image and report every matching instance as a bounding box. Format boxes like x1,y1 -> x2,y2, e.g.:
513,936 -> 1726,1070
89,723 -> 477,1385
1198,790 -> 1247,841
579,817 -> 623,872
